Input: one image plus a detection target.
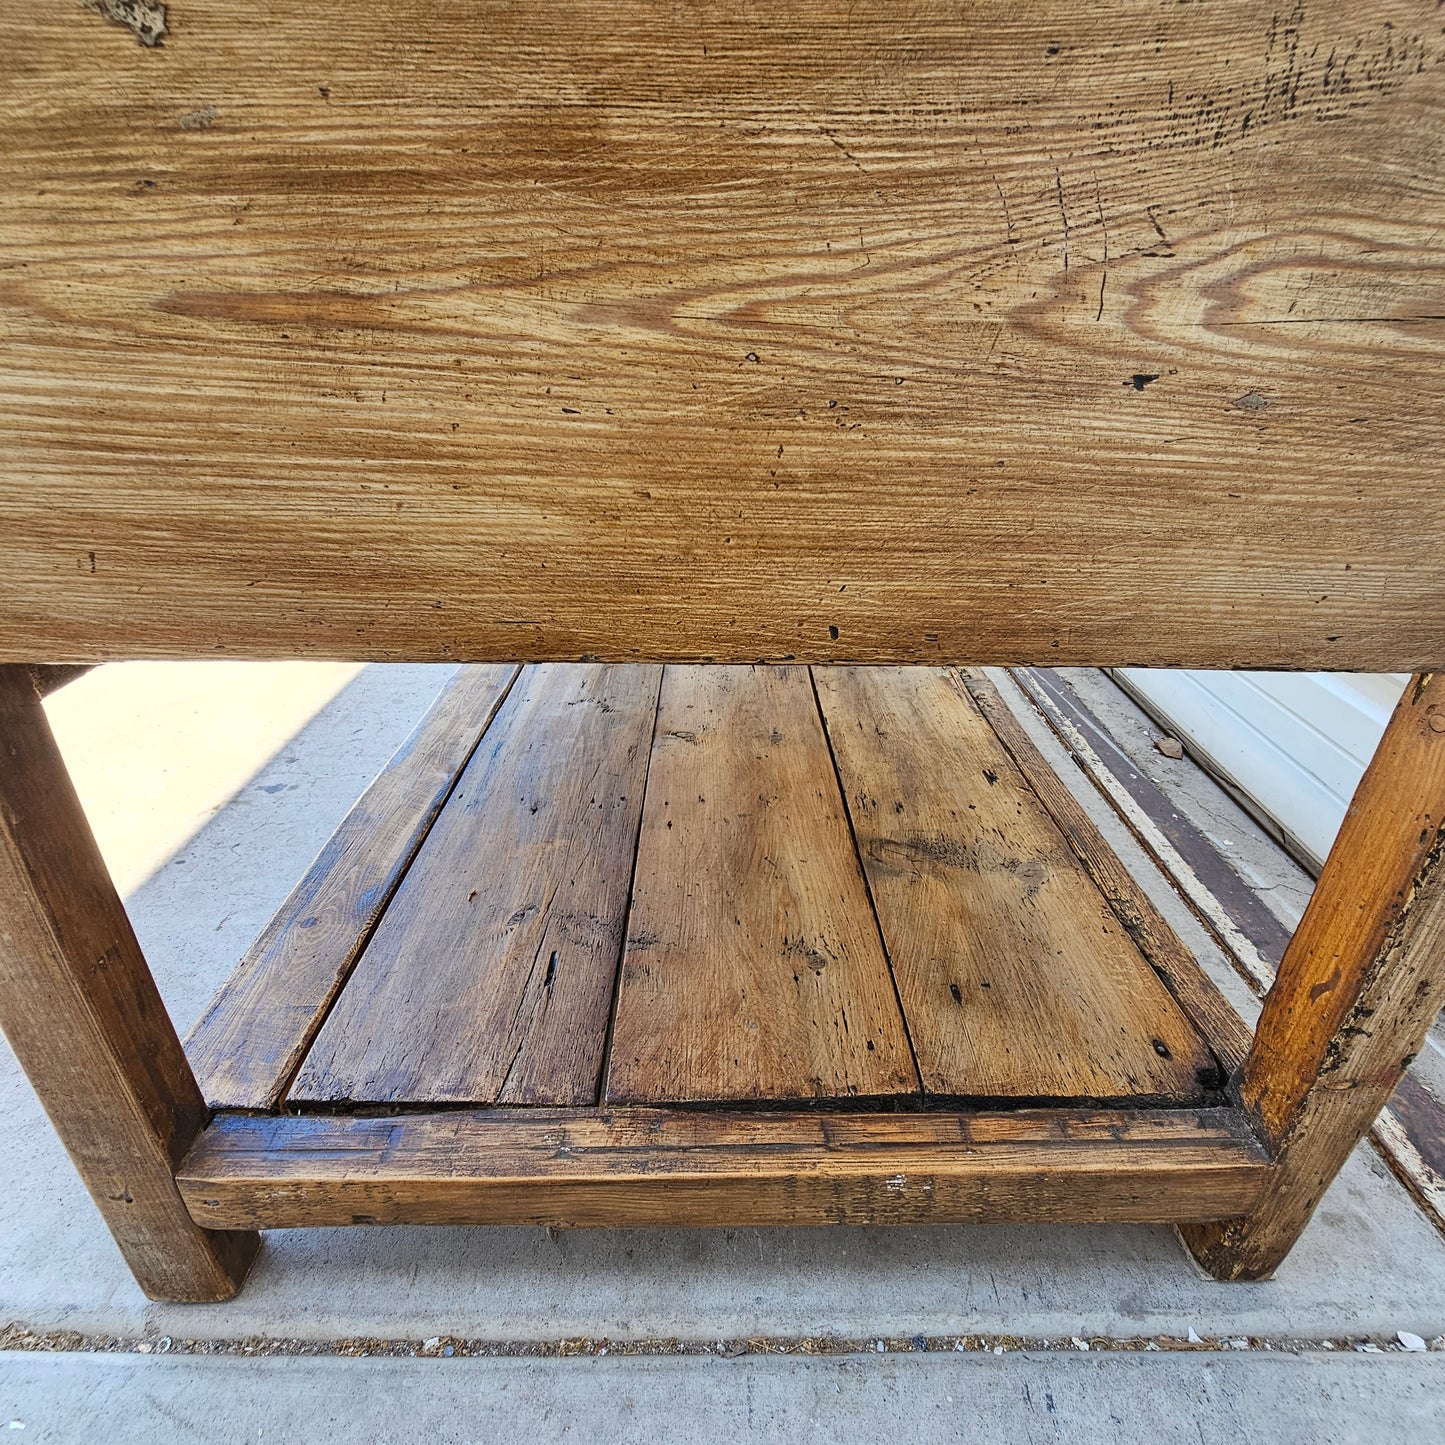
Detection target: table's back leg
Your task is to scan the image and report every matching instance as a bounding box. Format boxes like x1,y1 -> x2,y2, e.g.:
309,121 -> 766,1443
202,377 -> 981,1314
1182,672 -> 1445,1280
0,666 -> 259,1301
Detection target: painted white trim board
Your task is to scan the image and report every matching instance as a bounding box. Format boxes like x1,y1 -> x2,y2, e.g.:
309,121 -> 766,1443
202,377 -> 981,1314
1114,670 -> 1407,873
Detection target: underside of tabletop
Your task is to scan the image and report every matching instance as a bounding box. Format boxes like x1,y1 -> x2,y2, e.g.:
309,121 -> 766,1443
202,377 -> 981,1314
0,1 -> 1441,671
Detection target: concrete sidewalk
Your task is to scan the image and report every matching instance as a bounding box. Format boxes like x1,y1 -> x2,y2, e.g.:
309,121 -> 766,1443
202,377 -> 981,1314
4,1351 -> 1443,1444
3,663 -> 1443,1438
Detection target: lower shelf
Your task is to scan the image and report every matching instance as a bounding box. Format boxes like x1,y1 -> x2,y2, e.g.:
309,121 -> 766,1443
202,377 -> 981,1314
178,1105 -> 1270,1231
185,663 -> 1250,1118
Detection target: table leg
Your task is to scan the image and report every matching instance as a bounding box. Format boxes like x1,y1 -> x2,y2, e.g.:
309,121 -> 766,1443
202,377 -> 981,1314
0,667 -> 258,1301
1182,671 -> 1445,1279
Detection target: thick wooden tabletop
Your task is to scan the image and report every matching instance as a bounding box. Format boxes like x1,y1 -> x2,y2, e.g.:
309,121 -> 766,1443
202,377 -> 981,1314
1,2 -> 1442,668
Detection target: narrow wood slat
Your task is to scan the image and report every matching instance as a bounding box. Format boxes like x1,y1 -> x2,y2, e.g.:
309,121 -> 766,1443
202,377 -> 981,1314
606,665 -> 917,1104
1002,664 -> 1445,1243
814,667 -> 1217,1103
291,664 -> 662,1107
178,1106 -> 1270,1230
962,669 -> 1252,1078
186,664 -> 519,1110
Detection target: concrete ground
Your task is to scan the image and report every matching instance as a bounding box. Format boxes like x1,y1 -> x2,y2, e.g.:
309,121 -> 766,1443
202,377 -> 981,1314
3,662 -> 1444,1440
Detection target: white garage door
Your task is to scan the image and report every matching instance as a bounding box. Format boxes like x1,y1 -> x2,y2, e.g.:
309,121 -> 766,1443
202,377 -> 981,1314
1114,670 -> 1409,873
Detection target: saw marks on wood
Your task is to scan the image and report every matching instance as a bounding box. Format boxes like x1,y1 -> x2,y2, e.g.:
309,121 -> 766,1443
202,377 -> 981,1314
605,666 -> 918,1104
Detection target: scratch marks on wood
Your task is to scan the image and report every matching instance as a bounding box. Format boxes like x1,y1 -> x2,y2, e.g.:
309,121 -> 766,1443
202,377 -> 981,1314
1054,167 -> 1071,271
1156,2 -> 1434,150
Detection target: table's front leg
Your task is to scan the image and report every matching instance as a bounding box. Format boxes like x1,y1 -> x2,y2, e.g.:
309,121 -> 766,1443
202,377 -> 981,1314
1183,671 -> 1445,1280
0,666 -> 258,1302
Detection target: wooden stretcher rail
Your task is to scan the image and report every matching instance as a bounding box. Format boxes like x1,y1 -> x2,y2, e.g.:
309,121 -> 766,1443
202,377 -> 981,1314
176,1106 -> 1271,1231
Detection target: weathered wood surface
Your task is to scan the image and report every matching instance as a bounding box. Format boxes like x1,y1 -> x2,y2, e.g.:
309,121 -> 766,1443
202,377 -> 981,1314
293,665 -> 661,1106
961,670 -> 1253,1078
0,666 -> 257,1301
2,2 -> 1442,669
187,664 -> 519,1110
178,1106 -> 1269,1230
816,667 -> 1217,1101
606,666 -> 917,1103
1184,672 -> 1445,1279
1003,663 -> 1445,1225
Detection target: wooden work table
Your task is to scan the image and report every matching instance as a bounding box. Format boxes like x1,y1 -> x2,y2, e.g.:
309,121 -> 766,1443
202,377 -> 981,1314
0,3 -> 1442,1301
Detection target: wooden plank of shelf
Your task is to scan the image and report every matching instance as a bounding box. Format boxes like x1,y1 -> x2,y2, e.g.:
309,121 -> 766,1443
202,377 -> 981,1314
815,667 -> 1218,1102
178,1105 -> 1270,1231
961,670 -> 1254,1078
3,3 -> 1442,670
291,665 -> 662,1107
186,664 -> 519,1110
606,665 -> 918,1104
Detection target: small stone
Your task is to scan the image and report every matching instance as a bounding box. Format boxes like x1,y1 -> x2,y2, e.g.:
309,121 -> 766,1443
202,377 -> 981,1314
1398,1332 -> 1427,1352
1071,1338 -> 1089,1351
874,1340 -> 885,1353
1228,1338 -> 1250,1350
1155,736 -> 1185,759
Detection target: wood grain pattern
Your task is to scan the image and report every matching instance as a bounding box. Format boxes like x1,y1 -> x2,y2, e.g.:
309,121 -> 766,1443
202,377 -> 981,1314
178,1106 -> 1269,1230
1000,664 -> 1445,1229
186,664 -> 519,1110
2,2 -> 1442,669
960,669 -> 1253,1078
1184,672 -> 1445,1279
815,667 -> 1217,1102
292,665 -> 661,1106
606,666 -> 917,1103
0,666 -> 258,1301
